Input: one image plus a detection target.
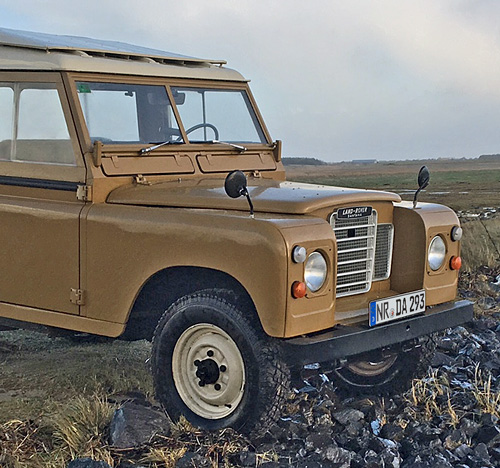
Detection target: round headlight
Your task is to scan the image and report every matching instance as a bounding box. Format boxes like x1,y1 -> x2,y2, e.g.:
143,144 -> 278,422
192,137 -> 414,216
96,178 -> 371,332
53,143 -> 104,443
304,252 -> 327,292
428,236 -> 446,271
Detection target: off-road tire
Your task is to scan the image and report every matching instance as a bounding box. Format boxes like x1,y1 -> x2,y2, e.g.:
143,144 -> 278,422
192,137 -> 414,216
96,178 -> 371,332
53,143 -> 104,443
331,336 -> 436,395
151,292 -> 290,437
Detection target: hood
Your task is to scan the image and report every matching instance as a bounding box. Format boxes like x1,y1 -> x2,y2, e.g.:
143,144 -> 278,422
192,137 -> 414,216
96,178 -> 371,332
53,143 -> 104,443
107,179 -> 401,215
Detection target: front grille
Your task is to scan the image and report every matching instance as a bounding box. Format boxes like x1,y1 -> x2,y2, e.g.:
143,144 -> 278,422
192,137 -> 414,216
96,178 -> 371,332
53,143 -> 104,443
331,210 -> 394,297
331,211 -> 377,297
373,224 -> 393,280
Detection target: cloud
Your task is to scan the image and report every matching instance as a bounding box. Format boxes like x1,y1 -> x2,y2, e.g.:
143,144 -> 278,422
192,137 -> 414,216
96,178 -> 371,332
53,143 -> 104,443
1,0 -> 500,160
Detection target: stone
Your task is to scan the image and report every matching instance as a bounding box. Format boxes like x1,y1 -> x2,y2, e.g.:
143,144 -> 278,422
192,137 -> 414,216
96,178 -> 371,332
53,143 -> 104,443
460,418 -> 480,438
380,423 -> 404,442
231,451 -> 256,467
175,452 -> 211,468
324,446 -> 352,466
475,424 -> 500,445
473,443 -> 490,462
454,444 -> 472,460
332,408 -> 364,425
109,401 -> 170,449
67,460 -> 111,468
305,432 -> 333,450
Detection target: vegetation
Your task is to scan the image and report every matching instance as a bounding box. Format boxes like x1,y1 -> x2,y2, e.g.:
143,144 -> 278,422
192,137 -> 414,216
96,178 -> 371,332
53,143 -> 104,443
282,157 -> 326,166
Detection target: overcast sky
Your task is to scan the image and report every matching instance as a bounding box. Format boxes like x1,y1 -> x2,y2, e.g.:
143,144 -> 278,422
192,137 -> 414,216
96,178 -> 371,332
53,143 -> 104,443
2,0 -> 500,162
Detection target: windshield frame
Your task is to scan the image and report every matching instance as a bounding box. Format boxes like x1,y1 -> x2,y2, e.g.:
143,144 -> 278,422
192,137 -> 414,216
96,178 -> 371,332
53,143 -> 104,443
68,74 -> 272,153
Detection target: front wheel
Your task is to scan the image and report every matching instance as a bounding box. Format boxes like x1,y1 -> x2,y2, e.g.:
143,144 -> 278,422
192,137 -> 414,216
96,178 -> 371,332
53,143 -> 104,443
151,292 -> 290,436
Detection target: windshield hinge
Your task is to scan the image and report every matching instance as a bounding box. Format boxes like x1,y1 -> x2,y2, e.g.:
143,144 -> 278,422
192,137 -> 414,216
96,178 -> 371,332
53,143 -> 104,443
134,174 -> 151,185
70,288 -> 85,305
252,170 -> 262,178
76,185 -> 92,202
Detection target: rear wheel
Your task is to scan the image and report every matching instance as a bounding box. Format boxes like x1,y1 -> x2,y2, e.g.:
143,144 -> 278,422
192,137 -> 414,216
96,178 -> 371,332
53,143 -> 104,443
151,292 -> 290,436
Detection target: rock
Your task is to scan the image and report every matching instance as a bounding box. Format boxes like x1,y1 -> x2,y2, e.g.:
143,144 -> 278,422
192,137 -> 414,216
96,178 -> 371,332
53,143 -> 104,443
473,443 -> 490,463
379,447 -> 401,468
431,351 -> 456,367
475,424 -> 500,445
323,446 -> 352,466
491,447 -> 500,462
478,296 -> 496,310
67,460 -> 111,468
305,431 -> 333,450
175,452 -> 210,468
460,418 -> 481,438
109,401 -> 170,449
454,444 -> 472,460
332,408 -> 364,425
380,423 -> 404,442
231,450 -> 256,467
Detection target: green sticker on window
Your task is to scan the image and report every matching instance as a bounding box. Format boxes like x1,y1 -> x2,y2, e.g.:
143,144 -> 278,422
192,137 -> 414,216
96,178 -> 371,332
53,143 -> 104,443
77,83 -> 91,94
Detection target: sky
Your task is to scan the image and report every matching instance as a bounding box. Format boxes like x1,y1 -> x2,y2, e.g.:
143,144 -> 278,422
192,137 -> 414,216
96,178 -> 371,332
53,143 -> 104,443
1,0 -> 500,162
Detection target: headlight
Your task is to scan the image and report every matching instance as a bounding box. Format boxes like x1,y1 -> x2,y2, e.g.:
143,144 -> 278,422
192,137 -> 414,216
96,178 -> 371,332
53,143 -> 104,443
304,251 -> 327,292
428,236 -> 446,271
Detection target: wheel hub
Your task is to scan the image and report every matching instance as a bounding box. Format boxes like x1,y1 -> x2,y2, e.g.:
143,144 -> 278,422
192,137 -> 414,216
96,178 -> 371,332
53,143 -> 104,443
172,323 -> 245,420
195,357 -> 221,386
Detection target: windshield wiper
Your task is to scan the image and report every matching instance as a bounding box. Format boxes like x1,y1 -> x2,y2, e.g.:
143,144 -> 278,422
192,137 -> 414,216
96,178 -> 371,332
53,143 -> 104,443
140,140 -> 182,155
211,140 -> 247,152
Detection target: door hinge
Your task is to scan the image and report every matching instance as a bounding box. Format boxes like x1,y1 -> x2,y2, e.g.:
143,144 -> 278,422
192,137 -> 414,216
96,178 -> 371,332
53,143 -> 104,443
70,288 -> 85,305
77,185 -> 92,201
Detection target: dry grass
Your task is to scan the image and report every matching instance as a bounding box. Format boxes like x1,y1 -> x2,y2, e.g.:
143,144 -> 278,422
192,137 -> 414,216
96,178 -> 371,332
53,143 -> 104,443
461,219 -> 500,270
472,367 -> 500,419
407,364 -> 500,430
0,394 -> 114,468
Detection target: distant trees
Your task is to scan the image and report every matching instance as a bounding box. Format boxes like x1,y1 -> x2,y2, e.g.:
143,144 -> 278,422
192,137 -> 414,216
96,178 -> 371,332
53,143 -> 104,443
478,154 -> 500,161
282,157 -> 327,166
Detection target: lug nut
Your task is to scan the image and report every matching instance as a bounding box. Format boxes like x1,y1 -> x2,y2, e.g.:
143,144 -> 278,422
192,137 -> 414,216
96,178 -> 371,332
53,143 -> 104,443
219,365 -> 227,372
214,384 -> 221,391
207,350 -> 214,357
194,360 -> 200,366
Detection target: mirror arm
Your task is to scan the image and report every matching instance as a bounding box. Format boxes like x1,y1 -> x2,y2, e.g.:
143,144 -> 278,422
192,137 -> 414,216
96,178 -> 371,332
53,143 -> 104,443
241,188 -> 254,218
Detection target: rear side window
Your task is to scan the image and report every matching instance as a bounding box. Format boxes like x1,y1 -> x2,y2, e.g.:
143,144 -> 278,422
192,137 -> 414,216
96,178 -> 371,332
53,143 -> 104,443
0,86 -> 14,160
0,83 -> 76,166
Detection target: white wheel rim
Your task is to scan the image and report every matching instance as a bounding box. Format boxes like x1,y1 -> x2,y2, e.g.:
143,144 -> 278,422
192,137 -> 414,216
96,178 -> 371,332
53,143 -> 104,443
172,323 -> 246,420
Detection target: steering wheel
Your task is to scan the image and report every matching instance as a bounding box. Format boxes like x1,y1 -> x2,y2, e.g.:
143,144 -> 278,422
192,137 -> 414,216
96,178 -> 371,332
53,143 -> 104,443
182,123 -> 220,141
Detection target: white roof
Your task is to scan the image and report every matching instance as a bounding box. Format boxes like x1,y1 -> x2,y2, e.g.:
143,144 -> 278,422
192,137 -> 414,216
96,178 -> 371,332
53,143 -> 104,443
0,27 -> 225,65
0,27 -> 246,81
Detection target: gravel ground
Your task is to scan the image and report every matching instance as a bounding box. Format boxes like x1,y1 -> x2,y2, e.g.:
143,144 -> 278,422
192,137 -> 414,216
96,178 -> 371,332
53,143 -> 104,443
1,267 -> 499,468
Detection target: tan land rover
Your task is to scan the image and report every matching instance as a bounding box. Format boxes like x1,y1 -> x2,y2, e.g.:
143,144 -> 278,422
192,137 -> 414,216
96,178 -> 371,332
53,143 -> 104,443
0,28 -> 473,436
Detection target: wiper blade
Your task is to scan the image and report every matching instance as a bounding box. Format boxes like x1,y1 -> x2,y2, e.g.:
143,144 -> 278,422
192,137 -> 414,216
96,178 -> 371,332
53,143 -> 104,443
211,140 -> 247,152
140,140 -> 182,155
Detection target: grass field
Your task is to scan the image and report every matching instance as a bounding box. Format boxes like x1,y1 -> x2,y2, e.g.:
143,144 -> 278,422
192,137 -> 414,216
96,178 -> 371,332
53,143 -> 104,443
285,157 -> 500,212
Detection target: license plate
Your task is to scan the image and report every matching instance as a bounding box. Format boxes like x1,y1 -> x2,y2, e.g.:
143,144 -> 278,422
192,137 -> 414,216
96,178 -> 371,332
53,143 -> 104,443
369,290 -> 426,327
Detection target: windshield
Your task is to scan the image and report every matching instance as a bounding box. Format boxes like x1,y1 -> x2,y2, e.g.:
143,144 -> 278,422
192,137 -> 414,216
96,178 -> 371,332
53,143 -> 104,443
76,82 -> 182,144
171,87 -> 267,144
76,82 -> 267,146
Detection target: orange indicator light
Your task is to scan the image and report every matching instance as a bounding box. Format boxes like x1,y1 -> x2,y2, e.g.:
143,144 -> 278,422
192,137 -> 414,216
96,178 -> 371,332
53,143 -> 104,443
292,281 -> 307,298
450,256 -> 462,270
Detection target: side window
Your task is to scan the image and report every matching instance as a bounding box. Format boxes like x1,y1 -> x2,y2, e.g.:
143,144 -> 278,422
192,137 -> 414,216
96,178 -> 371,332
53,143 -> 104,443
16,85 -> 76,165
0,86 -> 14,160
0,82 -> 76,166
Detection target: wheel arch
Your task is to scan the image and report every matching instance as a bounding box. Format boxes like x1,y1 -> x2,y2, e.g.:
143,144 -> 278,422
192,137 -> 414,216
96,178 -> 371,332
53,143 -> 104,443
121,266 -> 259,340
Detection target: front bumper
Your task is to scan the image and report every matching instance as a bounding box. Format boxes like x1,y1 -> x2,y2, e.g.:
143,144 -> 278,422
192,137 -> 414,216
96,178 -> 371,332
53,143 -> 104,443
282,300 -> 473,366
